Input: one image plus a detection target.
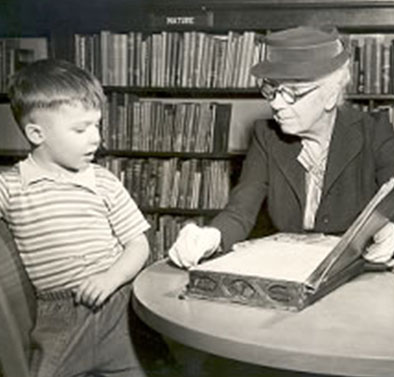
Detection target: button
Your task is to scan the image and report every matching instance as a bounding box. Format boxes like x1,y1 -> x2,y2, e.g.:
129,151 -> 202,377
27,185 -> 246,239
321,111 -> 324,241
322,216 -> 329,224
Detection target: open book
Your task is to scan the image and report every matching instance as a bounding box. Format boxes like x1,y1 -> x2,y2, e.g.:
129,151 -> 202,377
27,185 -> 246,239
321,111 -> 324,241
186,178 -> 394,310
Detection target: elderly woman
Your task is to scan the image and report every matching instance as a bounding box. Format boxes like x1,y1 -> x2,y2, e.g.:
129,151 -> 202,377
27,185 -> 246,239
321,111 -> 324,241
170,26 -> 394,268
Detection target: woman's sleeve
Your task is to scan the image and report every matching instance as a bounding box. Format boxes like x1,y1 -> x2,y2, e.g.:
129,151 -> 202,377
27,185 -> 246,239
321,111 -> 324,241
210,120 -> 270,251
372,111 -> 394,185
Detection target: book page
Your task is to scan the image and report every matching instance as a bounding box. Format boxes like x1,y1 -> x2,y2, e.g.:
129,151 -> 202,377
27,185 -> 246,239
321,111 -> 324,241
308,177 -> 394,288
192,233 -> 340,283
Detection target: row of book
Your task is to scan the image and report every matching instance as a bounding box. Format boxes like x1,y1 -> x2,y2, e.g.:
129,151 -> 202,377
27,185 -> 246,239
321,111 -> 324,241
102,94 -> 232,153
5,34 -> 394,96
0,38 -> 48,92
349,34 -> 394,94
73,30 -> 394,95
145,214 -> 206,264
100,156 -> 231,210
74,30 -> 265,88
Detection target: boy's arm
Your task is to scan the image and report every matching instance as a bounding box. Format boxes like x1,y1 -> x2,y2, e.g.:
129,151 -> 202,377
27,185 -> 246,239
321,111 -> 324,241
105,233 -> 150,285
74,233 -> 150,308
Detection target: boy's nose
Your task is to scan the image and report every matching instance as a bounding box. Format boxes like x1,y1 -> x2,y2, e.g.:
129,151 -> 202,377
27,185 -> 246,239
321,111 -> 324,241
90,127 -> 101,146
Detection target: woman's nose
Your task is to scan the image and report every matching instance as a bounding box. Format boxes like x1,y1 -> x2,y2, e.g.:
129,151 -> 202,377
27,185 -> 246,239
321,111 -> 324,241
269,92 -> 287,110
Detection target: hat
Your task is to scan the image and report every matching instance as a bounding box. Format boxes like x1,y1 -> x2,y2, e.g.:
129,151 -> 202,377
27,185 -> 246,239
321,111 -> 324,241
250,26 -> 349,80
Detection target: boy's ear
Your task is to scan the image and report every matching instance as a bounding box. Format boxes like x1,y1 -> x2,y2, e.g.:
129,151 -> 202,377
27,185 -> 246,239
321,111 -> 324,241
24,123 -> 45,146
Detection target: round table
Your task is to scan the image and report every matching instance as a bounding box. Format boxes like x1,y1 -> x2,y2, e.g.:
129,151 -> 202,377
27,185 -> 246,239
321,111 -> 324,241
132,259 -> 394,377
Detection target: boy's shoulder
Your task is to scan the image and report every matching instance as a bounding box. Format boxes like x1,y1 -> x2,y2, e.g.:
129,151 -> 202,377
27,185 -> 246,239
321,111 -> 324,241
0,163 -> 21,183
91,163 -> 123,193
91,163 -> 119,182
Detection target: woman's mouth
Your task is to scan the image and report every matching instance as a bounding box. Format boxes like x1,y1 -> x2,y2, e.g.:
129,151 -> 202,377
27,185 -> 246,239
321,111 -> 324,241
84,152 -> 95,159
274,112 -> 291,124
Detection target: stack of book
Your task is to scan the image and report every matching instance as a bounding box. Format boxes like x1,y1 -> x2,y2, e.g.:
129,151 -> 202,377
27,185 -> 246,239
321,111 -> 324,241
348,33 -> 394,94
102,96 -> 232,153
100,157 -> 230,210
74,30 -> 265,88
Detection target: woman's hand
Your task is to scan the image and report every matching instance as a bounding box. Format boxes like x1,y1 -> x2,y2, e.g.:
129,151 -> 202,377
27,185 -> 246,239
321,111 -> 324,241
364,222 -> 394,264
168,223 -> 221,269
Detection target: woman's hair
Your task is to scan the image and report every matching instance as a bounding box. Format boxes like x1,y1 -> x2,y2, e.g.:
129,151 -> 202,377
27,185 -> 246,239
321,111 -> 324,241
8,59 -> 106,127
318,59 -> 352,107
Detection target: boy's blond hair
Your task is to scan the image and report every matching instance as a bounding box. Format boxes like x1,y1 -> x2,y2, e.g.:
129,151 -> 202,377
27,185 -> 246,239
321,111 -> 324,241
8,59 -> 106,129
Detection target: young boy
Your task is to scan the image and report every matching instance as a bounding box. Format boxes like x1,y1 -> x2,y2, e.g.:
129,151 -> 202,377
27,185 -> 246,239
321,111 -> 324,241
2,59 -> 151,377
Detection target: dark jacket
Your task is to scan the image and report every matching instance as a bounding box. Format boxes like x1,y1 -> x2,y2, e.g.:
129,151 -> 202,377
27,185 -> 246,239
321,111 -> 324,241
211,106 -> 394,251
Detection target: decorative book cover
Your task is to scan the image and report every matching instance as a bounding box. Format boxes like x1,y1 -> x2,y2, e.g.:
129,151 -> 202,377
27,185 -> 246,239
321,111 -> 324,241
185,178 -> 394,311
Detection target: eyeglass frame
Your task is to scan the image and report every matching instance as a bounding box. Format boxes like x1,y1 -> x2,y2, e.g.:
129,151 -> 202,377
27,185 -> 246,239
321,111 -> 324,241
258,78 -> 320,104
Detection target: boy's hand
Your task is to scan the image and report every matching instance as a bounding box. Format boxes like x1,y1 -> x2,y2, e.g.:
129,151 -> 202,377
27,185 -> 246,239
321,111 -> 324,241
74,234 -> 150,309
74,271 -> 121,308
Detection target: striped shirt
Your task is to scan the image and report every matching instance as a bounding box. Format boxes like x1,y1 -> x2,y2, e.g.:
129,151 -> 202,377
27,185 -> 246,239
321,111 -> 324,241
0,156 -> 150,292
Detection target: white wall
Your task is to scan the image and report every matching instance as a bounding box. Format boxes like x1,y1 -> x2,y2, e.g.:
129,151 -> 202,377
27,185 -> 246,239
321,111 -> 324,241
0,104 -> 29,151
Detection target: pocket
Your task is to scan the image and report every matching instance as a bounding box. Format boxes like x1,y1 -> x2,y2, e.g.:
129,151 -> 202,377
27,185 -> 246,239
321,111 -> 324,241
30,300 -> 76,374
118,282 -> 132,302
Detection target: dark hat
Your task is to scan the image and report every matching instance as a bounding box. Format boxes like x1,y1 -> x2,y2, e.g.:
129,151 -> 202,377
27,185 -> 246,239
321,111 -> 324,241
250,26 -> 349,80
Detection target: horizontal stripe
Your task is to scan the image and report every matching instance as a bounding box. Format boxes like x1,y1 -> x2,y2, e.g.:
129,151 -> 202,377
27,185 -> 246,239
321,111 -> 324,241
0,163 -> 150,291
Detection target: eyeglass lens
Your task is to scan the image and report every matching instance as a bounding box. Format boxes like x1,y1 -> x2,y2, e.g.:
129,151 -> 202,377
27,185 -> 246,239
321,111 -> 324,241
260,80 -> 296,104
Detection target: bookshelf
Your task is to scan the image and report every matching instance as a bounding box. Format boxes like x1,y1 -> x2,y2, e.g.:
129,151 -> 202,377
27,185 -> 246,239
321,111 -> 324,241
3,1 -> 394,372
54,0 -> 394,262
103,86 -> 262,98
68,26 -> 267,261
0,37 -> 49,92
0,36 -> 49,165
4,1 -> 394,262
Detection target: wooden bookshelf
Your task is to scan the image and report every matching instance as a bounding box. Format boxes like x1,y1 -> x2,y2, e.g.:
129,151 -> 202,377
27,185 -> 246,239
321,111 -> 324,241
141,207 -> 220,216
0,149 -> 28,166
103,150 -> 244,159
3,1 -> 394,369
0,149 -> 28,157
104,87 -> 261,98
0,36 -> 49,161
346,94 -> 394,101
61,1 -> 394,262
5,0 -> 394,262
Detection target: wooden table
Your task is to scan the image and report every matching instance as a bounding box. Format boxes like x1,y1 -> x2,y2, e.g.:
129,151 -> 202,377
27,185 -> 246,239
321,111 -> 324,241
132,259 -> 394,377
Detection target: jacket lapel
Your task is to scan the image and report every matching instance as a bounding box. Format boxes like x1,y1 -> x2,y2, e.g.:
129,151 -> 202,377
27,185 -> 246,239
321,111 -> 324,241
270,106 -> 363,210
322,106 -> 363,198
271,129 -> 305,209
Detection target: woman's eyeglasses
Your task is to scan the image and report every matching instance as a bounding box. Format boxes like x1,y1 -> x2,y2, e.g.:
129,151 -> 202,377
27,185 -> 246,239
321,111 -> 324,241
259,78 -> 319,104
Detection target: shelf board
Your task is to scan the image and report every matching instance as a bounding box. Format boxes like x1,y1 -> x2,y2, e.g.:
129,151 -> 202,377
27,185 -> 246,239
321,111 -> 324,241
103,88 -> 394,101
141,207 -> 221,216
4,91 -> 391,104
0,149 -> 28,157
103,87 -> 261,99
101,150 -> 245,159
0,93 -> 9,103
346,93 -> 394,101
149,0 -> 394,9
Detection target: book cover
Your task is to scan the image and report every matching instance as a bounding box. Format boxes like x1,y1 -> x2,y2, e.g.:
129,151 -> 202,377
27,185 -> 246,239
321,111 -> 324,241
213,103 -> 232,153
